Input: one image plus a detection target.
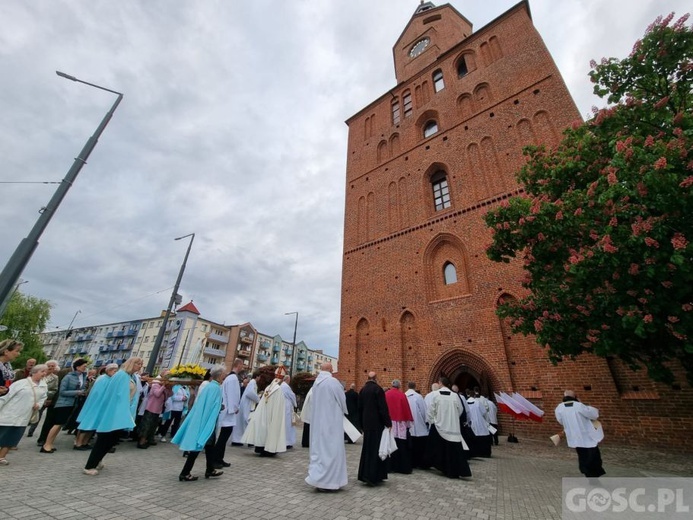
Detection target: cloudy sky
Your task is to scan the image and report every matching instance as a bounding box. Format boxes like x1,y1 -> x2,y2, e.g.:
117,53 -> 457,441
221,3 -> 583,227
0,0 -> 688,357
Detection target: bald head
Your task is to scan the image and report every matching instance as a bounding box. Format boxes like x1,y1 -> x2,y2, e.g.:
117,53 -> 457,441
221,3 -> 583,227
321,362 -> 333,372
367,371 -> 377,381
564,390 -> 576,398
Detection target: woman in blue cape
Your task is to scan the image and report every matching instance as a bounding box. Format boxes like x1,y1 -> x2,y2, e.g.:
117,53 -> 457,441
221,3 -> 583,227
82,357 -> 144,475
74,363 -> 119,449
172,364 -> 226,481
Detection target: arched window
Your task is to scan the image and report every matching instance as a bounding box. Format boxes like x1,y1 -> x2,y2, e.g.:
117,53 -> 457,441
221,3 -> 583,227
457,57 -> 468,78
433,69 -> 445,92
423,120 -> 438,138
443,262 -> 457,284
431,170 -> 451,211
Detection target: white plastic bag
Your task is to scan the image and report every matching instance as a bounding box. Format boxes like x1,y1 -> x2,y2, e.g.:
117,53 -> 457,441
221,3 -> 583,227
378,427 -> 398,460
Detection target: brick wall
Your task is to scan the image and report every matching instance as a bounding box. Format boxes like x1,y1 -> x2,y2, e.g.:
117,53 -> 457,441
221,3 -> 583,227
339,2 -> 693,452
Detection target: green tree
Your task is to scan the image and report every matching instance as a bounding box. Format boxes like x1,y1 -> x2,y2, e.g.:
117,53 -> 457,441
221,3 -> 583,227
0,291 -> 52,368
484,13 -> 693,385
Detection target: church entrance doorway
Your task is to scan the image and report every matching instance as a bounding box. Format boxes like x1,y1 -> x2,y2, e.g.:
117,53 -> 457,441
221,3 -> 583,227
427,349 -> 503,399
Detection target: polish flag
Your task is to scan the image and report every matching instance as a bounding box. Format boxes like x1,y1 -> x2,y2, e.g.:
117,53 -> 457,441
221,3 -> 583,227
511,392 -> 544,422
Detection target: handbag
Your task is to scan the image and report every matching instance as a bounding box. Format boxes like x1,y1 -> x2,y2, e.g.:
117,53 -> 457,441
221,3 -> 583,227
29,380 -> 40,424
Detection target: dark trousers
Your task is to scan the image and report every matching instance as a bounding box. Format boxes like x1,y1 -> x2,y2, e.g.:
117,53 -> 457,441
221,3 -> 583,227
490,423 -> 499,445
181,433 -> 216,476
158,410 -> 183,437
37,407 -> 57,444
576,446 -> 606,478
85,431 -> 120,470
214,426 -> 233,463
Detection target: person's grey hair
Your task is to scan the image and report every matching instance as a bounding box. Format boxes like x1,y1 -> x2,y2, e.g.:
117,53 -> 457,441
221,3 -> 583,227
105,363 -> 119,371
46,359 -> 59,367
30,364 -> 48,375
392,379 -> 401,388
210,364 -> 226,379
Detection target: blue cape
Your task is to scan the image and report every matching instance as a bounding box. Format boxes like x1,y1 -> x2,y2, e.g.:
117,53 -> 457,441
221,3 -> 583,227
78,370 -> 136,433
76,374 -> 112,431
172,380 -> 222,452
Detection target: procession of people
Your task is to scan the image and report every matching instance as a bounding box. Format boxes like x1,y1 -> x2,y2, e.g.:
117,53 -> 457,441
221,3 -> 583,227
2,343 -> 596,491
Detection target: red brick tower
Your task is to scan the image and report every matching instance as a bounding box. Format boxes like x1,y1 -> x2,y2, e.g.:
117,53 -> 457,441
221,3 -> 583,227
338,1 -> 693,449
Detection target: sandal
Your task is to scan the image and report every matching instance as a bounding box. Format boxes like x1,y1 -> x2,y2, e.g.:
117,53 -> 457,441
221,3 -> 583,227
179,474 -> 199,482
204,469 -> 224,478
0,458 -> 8,465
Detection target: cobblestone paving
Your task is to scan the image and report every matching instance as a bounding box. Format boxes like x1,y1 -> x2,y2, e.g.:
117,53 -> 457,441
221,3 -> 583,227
2,427 -> 691,520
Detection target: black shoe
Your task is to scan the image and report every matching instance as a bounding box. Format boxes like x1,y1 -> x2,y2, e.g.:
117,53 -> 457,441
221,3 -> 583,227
179,474 -> 199,482
183,451 -> 189,457
230,442 -> 243,446
215,461 -> 231,468
73,445 -> 91,451
108,447 -> 116,453
205,469 -> 224,478
287,445 -> 293,449
136,443 -> 149,449
40,447 -> 56,453
27,432 -> 34,438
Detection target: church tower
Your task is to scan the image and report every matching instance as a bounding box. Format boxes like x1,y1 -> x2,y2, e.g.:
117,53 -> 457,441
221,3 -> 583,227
338,1 -> 693,450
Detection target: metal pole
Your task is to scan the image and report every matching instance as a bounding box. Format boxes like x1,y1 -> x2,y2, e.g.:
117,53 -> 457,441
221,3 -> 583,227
285,311 -> 298,375
0,72 -> 123,319
146,233 -> 195,375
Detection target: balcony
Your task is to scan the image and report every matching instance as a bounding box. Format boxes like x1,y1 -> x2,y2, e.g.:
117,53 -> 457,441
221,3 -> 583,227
297,352 -> 306,360
283,360 -> 291,367
271,355 -> 279,364
238,349 -> 251,358
297,362 -> 306,370
99,346 -> 107,352
208,331 -> 228,343
258,341 -> 270,350
125,328 -> 138,336
272,345 -> 281,353
307,356 -> 314,363
240,333 -> 254,343
284,348 -> 292,356
116,330 -> 125,337
79,348 -> 88,354
203,346 -> 226,358
257,354 -> 269,362
106,332 -> 114,338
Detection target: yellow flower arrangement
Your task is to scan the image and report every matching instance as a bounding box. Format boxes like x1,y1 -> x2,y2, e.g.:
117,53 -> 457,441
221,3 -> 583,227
168,363 -> 206,380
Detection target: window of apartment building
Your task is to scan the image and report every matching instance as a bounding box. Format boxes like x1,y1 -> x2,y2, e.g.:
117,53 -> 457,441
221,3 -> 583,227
403,91 -> 413,118
423,120 -> 438,138
145,336 -> 150,343
431,170 -> 451,211
433,69 -> 445,92
443,262 -> 458,284
391,99 -> 401,125
457,57 -> 468,78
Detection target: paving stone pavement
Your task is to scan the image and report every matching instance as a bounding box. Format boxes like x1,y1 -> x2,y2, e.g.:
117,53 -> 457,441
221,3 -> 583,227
2,426 -> 691,520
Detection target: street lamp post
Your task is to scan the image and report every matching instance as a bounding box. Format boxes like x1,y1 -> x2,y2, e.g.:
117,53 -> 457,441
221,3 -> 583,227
0,72 -> 123,320
285,311 -> 298,375
146,233 -> 195,375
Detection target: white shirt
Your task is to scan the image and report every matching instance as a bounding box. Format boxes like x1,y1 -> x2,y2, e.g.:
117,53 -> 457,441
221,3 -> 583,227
427,387 -> 463,442
405,389 -> 428,437
466,397 -> 491,437
555,399 -> 603,448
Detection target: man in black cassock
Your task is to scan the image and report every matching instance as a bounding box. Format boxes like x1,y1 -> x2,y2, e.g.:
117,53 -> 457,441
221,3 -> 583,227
357,372 -> 392,486
344,383 -> 360,443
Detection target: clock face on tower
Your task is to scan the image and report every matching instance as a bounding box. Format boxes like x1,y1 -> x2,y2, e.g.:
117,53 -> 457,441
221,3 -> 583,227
409,37 -> 430,58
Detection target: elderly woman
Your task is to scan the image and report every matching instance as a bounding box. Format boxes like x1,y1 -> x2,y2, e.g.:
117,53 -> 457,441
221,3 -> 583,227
27,359 -> 60,437
0,364 -> 48,464
172,364 -> 227,481
82,357 -> 143,475
0,339 -> 24,396
41,358 -> 88,453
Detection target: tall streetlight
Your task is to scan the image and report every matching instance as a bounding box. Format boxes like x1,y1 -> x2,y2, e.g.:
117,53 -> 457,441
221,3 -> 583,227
0,72 -> 123,320
146,233 -> 195,375
285,311 -> 298,375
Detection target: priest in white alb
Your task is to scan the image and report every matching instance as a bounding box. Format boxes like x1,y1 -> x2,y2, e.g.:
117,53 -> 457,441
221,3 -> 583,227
305,362 -> 348,492
241,365 -> 287,457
